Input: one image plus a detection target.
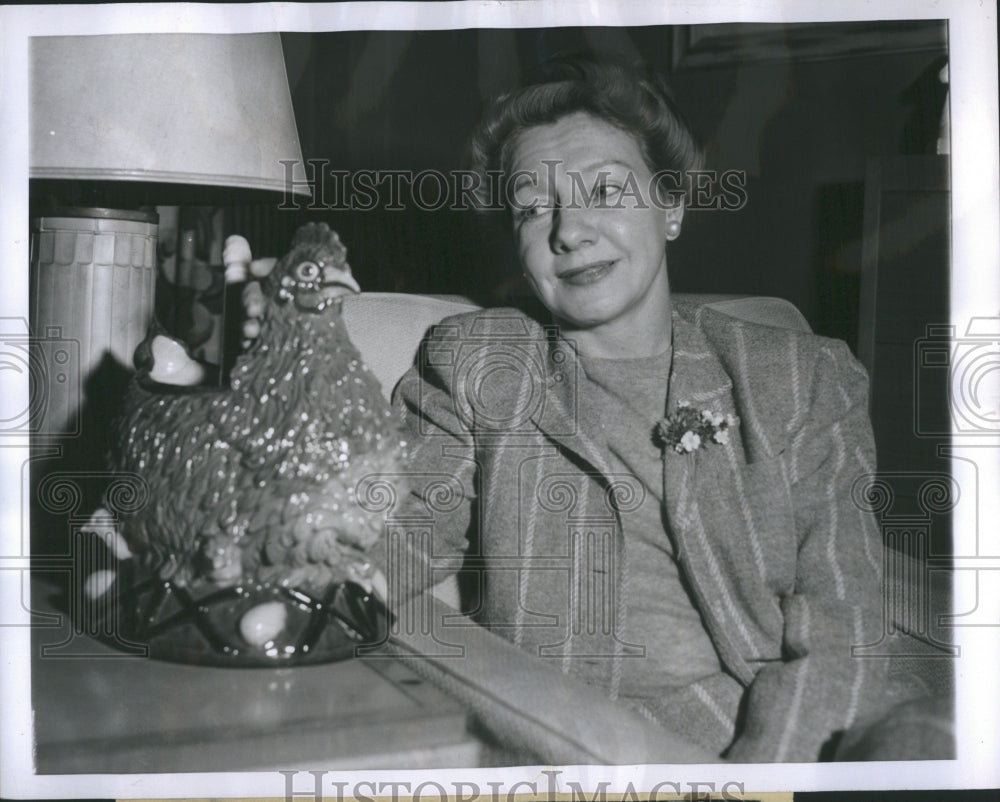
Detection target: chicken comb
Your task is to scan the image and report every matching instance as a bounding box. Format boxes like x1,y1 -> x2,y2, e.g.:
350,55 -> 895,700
282,222 -> 349,269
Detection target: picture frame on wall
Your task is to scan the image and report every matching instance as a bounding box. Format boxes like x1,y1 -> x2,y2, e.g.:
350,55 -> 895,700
671,19 -> 947,70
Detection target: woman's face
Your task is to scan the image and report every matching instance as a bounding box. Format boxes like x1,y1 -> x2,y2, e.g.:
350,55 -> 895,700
508,111 -> 682,340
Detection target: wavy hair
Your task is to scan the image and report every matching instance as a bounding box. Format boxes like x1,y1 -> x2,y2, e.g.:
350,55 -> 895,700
469,54 -> 704,213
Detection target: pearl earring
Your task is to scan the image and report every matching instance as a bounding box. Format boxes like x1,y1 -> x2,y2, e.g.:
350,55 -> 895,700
666,220 -> 682,240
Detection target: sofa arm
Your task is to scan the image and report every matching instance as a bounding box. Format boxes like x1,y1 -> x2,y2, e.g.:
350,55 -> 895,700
341,293 -> 479,401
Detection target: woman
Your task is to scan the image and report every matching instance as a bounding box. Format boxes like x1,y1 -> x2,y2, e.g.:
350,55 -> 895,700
382,56 -> 895,763
237,57 -> 912,762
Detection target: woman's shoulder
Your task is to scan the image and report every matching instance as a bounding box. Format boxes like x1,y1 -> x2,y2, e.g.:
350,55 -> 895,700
676,302 -> 870,432
678,300 -> 861,368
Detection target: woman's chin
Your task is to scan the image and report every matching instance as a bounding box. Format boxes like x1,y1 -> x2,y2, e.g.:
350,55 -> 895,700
555,304 -> 622,332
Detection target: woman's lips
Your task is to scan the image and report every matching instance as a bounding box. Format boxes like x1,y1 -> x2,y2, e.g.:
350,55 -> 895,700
558,260 -> 616,286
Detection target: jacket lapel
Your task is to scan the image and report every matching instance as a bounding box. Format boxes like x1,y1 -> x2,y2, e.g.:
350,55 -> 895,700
661,311 -> 757,684
527,324 -> 616,478
661,311 -> 742,531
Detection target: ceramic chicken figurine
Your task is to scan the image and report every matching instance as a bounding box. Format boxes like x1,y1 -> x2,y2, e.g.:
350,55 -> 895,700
87,224 -> 405,662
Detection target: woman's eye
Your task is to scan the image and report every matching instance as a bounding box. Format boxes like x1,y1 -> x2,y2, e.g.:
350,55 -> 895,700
294,261 -> 320,281
514,203 -> 550,224
595,182 -> 621,204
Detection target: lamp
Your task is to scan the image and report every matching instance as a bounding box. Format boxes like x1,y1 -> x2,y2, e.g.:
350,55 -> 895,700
29,33 -> 310,436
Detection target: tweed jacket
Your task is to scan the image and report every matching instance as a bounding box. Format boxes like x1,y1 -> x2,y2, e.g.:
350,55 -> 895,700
388,300 -> 889,762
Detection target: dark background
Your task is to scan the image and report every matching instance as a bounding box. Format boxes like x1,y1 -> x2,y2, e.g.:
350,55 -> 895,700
267,22 -> 949,350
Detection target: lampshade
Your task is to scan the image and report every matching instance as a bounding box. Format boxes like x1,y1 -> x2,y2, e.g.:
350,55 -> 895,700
30,33 -> 309,195
28,33 -> 310,442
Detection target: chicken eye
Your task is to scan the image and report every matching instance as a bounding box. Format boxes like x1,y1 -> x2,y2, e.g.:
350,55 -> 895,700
294,261 -> 321,282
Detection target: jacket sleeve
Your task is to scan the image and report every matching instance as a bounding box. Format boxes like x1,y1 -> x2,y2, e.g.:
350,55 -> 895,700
725,338 -> 890,762
368,316 -> 478,601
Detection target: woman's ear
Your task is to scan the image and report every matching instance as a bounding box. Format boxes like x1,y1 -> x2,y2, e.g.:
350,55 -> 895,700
664,201 -> 685,241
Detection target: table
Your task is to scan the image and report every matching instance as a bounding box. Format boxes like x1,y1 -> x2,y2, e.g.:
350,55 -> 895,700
30,574 -> 481,773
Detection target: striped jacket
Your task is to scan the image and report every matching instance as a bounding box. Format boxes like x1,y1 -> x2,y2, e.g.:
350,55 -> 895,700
387,300 -> 889,762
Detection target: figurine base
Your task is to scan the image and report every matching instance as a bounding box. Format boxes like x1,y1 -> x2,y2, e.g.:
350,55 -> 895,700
89,562 -> 387,667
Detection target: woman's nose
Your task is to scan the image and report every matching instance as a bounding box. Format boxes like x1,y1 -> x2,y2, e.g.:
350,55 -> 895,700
550,205 -> 598,253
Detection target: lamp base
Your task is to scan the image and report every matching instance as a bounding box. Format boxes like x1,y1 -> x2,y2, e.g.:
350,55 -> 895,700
30,207 -> 158,437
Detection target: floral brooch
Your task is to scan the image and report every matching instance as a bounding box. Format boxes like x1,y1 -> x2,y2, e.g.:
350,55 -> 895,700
655,402 -> 738,454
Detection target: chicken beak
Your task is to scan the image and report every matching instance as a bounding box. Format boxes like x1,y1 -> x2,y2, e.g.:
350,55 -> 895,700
321,265 -> 361,296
